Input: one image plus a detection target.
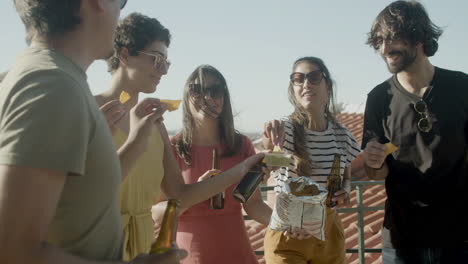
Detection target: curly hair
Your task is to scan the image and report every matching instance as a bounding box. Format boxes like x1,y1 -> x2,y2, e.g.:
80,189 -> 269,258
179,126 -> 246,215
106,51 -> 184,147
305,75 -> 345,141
366,0 -> 443,57
14,0 -> 81,38
287,57 -> 339,177
107,12 -> 171,72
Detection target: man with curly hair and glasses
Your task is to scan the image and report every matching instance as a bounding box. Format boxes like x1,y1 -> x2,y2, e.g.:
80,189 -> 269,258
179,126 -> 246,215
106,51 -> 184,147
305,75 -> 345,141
0,0 -> 185,264
362,1 -> 468,263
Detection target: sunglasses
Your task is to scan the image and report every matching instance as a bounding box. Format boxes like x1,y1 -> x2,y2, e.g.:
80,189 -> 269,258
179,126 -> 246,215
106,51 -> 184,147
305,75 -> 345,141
290,70 -> 325,86
138,51 -> 171,72
413,99 -> 432,133
120,0 -> 128,9
189,83 -> 225,99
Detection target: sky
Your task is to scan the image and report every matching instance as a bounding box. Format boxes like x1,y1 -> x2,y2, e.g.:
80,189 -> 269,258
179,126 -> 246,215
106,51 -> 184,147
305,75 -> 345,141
0,0 -> 467,133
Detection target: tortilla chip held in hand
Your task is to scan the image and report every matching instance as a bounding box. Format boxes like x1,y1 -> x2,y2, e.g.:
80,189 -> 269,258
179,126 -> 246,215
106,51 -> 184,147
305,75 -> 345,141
160,99 -> 181,112
119,91 -> 131,104
263,145 -> 292,167
384,143 -> 398,155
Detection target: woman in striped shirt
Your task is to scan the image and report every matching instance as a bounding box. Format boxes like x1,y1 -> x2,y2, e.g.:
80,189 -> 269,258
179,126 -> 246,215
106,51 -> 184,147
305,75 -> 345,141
262,57 -> 360,264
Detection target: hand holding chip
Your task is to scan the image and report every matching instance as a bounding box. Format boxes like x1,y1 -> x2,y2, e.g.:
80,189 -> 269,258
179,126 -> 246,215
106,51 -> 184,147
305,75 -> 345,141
364,139 -> 398,169
126,98 -> 167,154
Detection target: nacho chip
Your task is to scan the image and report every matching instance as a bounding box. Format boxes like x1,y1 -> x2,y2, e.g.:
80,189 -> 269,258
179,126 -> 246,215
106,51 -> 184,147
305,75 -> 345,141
273,145 -> 283,153
263,152 -> 292,167
385,143 -> 398,155
119,91 -> 131,104
160,99 -> 181,112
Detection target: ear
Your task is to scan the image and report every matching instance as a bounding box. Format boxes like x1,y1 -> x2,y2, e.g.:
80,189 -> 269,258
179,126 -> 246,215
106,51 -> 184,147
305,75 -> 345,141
118,47 -> 129,66
88,0 -> 106,12
416,42 -> 425,52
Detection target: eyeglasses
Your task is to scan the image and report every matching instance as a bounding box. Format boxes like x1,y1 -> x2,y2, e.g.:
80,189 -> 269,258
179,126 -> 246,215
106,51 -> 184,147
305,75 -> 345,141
120,0 -> 128,9
138,51 -> 171,72
290,70 -> 325,86
413,99 -> 432,133
189,83 -> 225,99
370,33 -> 403,50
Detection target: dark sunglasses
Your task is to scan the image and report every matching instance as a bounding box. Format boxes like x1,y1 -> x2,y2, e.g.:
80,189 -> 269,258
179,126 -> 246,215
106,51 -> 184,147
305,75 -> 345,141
120,0 -> 128,9
290,70 -> 325,86
189,83 -> 225,99
413,100 -> 432,133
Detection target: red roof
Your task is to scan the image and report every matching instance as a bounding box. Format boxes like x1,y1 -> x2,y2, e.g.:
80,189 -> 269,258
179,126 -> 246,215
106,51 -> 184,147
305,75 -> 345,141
246,112 -> 385,263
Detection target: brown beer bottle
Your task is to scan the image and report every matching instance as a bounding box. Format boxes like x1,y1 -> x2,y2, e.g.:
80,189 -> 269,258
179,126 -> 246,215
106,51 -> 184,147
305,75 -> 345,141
232,162 -> 264,203
209,149 -> 224,209
150,199 -> 180,254
326,154 -> 342,208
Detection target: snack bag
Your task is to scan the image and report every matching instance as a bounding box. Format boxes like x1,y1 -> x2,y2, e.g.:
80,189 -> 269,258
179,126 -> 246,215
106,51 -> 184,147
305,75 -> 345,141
269,177 -> 328,240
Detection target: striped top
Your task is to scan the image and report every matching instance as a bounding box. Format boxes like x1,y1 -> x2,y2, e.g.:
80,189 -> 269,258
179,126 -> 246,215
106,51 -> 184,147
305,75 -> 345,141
274,119 -> 361,193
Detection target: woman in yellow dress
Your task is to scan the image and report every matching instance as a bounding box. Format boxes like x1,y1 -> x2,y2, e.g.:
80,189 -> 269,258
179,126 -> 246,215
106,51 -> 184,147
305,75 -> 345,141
95,13 -> 265,260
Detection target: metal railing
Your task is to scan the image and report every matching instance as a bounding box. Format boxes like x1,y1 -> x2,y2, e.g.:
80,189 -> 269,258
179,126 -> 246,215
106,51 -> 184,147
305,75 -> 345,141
250,180 -> 385,264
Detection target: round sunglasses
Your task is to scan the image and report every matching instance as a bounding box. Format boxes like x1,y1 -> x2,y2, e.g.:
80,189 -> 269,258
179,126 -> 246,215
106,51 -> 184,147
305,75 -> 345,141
413,99 -> 432,133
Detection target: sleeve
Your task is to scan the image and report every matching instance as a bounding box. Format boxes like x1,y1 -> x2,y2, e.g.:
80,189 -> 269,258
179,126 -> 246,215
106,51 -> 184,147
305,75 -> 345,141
361,90 -> 386,150
0,71 -> 91,175
344,128 -> 361,167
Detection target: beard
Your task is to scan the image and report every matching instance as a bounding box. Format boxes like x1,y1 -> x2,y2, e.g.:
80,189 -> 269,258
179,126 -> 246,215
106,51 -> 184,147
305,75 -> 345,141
383,46 -> 417,74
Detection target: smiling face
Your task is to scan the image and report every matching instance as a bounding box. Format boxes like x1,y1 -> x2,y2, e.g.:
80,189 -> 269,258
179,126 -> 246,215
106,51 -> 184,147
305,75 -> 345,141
378,37 -> 418,74
125,40 -> 169,94
291,61 -> 329,113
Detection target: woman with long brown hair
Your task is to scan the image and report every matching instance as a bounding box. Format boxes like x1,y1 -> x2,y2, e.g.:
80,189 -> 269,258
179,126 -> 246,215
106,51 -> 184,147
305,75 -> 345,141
263,57 -> 360,264
153,65 -> 272,264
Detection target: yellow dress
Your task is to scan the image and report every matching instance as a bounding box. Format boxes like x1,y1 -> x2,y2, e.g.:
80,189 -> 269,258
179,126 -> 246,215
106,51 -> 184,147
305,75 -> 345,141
114,128 -> 165,261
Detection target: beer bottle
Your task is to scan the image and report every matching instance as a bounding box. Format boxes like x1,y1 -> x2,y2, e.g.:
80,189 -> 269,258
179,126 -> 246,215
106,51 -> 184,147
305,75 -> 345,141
150,199 -> 180,254
326,154 -> 342,208
232,162 -> 264,203
209,149 -> 224,209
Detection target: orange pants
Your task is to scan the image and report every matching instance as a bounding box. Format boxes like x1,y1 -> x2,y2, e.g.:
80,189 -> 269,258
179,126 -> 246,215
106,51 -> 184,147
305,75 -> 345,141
264,208 -> 345,264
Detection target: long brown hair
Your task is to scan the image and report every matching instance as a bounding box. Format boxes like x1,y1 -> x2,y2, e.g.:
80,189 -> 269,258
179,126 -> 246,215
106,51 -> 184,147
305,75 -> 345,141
174,65 -> 242,165
287,57 -> 338,176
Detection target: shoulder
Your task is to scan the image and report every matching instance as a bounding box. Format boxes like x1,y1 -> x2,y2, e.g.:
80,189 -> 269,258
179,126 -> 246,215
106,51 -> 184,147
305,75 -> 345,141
1,69 -> 86,115
331,122 -> 353,138
4,50 -> 87,103
238,134 -> 255,152
282,117 -> 294,132
331,122 -> 359,143
435,67 -> 468,85
367,76 -> 394,100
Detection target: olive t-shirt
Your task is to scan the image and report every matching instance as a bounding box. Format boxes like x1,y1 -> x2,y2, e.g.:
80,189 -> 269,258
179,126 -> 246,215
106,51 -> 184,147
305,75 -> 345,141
0,47 -> 123,260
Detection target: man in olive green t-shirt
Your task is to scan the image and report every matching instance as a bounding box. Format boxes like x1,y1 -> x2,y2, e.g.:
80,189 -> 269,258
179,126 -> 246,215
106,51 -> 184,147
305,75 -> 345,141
0,1 -> 185,264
